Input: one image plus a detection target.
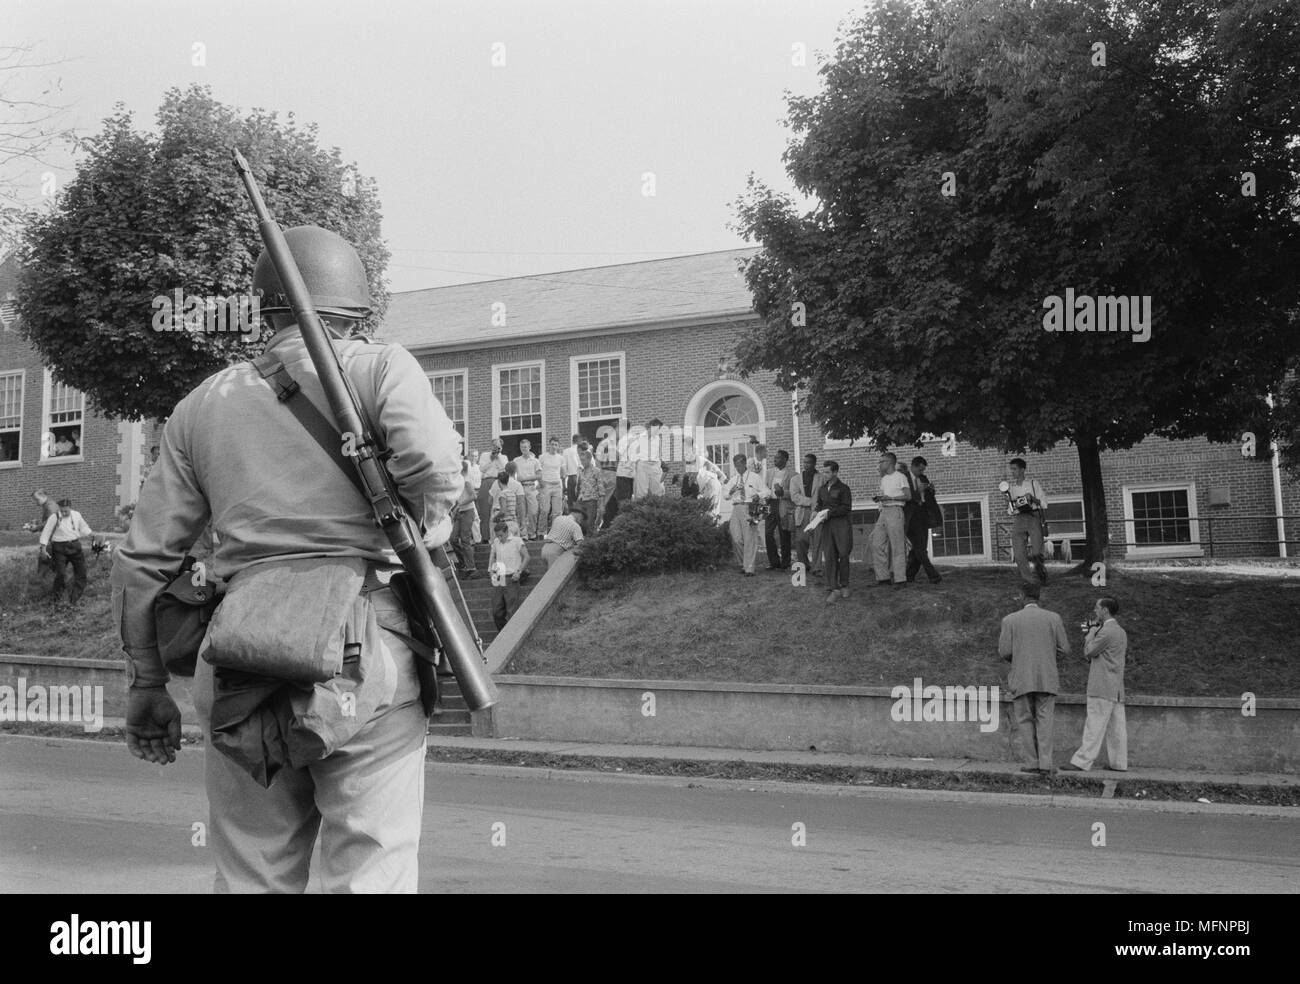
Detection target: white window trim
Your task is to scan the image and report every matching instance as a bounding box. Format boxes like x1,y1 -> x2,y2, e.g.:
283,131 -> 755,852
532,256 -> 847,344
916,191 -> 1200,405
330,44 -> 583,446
426,368 -> 469,446
569,351 -> 626,440
931,494 -> 992,564
822,431 -> 874,451
0,368 -> 23,468
1122,481 -> 1203,559
40,368 -> 84,465
491,358 -> 546,441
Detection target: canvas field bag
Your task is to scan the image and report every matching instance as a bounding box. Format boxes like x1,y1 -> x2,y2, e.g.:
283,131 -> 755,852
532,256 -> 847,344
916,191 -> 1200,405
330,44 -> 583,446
201,555 -> 370,683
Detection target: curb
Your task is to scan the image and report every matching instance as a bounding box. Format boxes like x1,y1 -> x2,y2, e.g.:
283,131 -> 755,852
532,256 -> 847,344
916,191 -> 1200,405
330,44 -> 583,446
423,760 -> 1300,817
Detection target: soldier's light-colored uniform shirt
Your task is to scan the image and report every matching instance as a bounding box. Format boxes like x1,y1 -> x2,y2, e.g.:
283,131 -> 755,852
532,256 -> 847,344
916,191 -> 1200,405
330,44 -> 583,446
111,328 -> 464,688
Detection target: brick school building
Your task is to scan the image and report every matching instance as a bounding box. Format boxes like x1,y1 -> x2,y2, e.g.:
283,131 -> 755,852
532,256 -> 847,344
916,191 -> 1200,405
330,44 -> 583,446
0,253 -> 161,533
381,248 -> 1300,565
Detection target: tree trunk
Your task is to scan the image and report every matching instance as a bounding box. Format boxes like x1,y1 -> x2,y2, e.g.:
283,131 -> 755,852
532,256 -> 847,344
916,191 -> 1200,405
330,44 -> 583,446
1074,434 -> 1109,572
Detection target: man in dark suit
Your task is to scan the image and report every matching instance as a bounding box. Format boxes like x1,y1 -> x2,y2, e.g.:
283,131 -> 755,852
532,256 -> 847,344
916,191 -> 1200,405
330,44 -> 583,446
765,449 -> 792,570
998,581 -> 1071,773
816,460 -> 853,602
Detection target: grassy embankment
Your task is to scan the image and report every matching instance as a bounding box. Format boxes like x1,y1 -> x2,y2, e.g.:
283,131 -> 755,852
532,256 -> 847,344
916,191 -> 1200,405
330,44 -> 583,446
511,564 -> 1300,697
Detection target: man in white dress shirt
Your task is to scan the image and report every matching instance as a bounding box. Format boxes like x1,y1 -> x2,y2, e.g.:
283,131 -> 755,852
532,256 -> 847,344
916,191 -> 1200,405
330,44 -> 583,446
870,452 -> 911,587
40,498 -> 93,604
724,455 -> 771,576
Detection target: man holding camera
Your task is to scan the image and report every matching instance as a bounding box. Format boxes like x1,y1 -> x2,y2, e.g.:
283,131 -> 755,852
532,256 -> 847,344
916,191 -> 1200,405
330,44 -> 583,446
1005,457 -> 1048,584
1062,597 -> 1128,772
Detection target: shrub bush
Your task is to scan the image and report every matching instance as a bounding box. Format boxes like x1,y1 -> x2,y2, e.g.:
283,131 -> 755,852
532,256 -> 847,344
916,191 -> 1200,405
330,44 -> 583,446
576,495 -> 729,588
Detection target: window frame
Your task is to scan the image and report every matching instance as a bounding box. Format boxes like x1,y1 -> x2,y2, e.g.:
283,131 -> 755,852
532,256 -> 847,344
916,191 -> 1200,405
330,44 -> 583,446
426,368 -> 469,448
1122,481 -> 1203,559
0,369 -> 24,468
492,358 -> 546,449
930,494 -> 991,563
40,368 -> 84,465
1042,494 -> 1087,545
569,351 -> 626,441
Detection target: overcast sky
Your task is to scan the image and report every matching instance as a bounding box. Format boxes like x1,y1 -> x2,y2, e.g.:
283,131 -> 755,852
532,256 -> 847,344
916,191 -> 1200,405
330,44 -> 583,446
4,0 -> 859,292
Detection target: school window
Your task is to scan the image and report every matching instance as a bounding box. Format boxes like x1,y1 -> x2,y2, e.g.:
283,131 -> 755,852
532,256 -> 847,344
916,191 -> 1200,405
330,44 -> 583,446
1044,497 -> 1086,546
42,372 -> 84,461
932,498 -> 989,560
493,361 -> 544,459
571,353 -> 625,449
1123,483 -> 1201,556
427,370 -> 467,446
0,297 -> 17,332
0,371 -> 22,465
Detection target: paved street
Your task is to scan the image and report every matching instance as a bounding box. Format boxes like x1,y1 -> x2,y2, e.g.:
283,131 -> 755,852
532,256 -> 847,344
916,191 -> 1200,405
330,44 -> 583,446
1,735 -> 1296,893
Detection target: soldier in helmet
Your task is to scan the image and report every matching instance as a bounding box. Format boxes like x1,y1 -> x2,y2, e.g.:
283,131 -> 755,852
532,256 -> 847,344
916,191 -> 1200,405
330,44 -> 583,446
111,226 -> 463,893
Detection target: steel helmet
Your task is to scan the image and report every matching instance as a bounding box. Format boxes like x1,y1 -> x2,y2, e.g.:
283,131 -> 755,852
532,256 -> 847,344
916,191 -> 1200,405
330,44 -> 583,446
252,226 -> 372,319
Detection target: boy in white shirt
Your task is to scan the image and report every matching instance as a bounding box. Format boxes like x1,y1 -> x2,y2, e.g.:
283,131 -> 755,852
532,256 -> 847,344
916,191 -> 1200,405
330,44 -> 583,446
537,437 -> 566,541
488,521 -> 531,629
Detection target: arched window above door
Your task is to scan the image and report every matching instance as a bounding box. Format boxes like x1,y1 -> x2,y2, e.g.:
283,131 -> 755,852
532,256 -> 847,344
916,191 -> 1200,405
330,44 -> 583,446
704,394 -> 759,429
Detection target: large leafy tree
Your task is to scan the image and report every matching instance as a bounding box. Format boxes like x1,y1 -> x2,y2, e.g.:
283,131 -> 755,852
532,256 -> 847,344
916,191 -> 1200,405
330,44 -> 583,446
16,85 -> 389,420
733,0 -> 1300,564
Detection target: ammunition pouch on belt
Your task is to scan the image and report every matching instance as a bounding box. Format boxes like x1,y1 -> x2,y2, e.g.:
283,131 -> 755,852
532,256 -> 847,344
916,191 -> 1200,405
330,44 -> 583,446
155,554 -> 224,677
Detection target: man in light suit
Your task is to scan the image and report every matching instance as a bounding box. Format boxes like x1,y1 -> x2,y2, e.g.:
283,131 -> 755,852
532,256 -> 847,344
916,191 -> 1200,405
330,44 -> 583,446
998,581 -> 1071,773
787,452 -> 825,576
1062,596 -> 1128,772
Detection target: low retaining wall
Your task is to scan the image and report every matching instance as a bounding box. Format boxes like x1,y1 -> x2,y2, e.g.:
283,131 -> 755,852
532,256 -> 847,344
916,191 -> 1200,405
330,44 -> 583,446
0,654 -> 197,725
484,675 -> 1300,774
7,652 -> 1296,774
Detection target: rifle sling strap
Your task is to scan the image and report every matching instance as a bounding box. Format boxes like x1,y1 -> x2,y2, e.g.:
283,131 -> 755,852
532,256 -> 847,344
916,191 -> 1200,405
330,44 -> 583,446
252,352 -> 368,503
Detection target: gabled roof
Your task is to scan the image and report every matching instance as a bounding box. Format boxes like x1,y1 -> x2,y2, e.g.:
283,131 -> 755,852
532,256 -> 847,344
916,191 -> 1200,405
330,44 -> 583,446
378,247 -> 759,351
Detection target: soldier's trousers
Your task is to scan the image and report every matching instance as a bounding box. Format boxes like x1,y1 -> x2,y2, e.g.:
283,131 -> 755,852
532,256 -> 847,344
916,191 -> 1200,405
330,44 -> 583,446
193,585 -> 428,893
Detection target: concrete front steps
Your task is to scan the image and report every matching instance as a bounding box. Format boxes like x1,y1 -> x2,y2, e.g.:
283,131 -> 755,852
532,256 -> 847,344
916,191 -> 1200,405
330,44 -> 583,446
430,538 -> 547,736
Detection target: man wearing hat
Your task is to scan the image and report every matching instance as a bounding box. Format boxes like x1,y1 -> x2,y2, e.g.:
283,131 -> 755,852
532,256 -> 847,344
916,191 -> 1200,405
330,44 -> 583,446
112,226 -> 463,893
39,497 -> 93,603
